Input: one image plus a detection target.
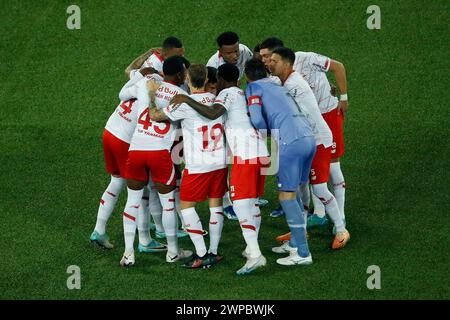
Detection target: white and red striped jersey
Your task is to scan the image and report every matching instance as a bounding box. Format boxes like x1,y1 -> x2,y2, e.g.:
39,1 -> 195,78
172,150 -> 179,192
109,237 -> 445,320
163,92 -> 227,174
129,81 -> 188,151
293,51 -> 338,114
206,44 -> 253,80
214,87 -> 269,160
284,71 -> 333,148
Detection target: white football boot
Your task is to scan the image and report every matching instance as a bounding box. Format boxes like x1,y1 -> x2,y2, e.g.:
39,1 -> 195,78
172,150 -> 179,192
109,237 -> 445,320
236,255 -> 267,275
166,248 -> 193,263
120,251 -> 135,267
272,241 -> 295,254
276,247 -> 313,266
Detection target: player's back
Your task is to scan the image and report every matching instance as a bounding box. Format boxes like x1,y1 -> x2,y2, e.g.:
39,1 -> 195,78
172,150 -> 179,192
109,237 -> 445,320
165,92 -> 226,174
247,79 -> 313,145
129,81 -> 187,151
216,86 -> 268,160
294,51 -> 338,113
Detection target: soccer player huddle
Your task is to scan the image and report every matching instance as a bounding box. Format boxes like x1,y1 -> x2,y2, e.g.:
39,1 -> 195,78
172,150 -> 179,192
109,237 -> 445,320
90,31 -> 350,275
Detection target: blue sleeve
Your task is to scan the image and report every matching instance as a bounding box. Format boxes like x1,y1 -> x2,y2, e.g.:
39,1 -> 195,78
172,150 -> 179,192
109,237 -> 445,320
246,83 -> 267,130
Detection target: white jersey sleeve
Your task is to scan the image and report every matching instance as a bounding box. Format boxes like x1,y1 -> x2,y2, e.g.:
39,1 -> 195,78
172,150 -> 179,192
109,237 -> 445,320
284,72 -> 332,148
119,71 -> 145,101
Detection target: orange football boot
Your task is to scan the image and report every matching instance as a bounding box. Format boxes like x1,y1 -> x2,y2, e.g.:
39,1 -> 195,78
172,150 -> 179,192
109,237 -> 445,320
331,230 -> 350,250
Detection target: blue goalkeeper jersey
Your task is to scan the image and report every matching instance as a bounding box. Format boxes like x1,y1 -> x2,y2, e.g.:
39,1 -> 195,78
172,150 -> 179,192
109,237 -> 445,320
246,78 -> 313,145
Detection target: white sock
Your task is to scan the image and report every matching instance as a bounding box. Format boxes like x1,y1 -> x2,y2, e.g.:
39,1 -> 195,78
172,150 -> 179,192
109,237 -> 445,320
137,187 -> 152,245
299,183 -> 311,211
94,176 -> 126,235
148,183 -> 164,232
174,180 -> 185,229
233,199 -> 261,259
312,193 -> 326,218
123,188 -> 143,253
252,198 -> 262,236
312,183 -> 345,232
208,206 -> 224,255
159,191 -> 178,255
330,162 -> 346,220
181,207 -> 207,257
223,191 -> 233,208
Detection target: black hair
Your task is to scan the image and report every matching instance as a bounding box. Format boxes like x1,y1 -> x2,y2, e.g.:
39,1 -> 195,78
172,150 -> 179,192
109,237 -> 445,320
272,47 -> 296,65
253,43 -> 261,53
217,63 -> 239,82
244,58 -> 268,81
207,66 -> 218,84
162,36 -> 183,49
217,31 -> 239,47
259,37 -> 284,51
188,64 -> 207,88
180,56 -> 190,69
163,55 -> 185,76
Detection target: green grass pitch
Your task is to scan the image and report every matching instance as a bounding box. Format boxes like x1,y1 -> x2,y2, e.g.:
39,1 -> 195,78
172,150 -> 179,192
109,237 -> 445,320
0,0 -> 448,300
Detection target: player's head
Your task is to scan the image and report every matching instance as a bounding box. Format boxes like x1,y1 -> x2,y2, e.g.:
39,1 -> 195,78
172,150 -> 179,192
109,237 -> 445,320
259,37 -> 284,69
163,55 -> 187,86
244,58 -> 268,83
217,63 -> 239,93
253,43 -> 262,61
217,31 -> 240,65
205,66 -> 218,95
187,64 -> 208,91
270,47 -> 295,77
162,36 -> 185,58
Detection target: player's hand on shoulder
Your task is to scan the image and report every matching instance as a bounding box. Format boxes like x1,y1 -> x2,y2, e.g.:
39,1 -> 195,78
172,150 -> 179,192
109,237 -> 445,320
140,67 -> 158,77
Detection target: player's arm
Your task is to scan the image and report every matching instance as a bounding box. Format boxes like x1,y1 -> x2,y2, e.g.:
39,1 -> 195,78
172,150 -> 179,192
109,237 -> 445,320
149,106 -> 169,121
247,96 -> 267,130
170,94 -> 226,120
124,48 -> 155,78
246,83 -> 267,130
329,59 -> 348,112
119,68 -> 155,101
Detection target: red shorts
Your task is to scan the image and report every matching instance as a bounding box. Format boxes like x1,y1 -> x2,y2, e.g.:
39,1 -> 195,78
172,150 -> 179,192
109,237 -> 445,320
124,150 -> 176,185
102,129 -> 130,176
229,157 -> 268,201
310,145 -> 332,184
323,108 -> 345,158
180,168 -> 228,202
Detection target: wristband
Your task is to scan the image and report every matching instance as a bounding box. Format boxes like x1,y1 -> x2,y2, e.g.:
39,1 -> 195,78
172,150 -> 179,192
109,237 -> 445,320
340,93 -> 348,101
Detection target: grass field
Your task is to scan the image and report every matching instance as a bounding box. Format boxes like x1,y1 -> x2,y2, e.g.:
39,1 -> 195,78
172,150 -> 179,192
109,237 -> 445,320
0,0 -> 449,300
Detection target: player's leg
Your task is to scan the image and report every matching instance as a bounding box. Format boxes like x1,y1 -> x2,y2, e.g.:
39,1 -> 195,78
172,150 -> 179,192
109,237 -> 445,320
120,178 -> 147,266
206,168 -> 228,259
307,145 -> 331,228
275,138 -> 315,266
232,158 -> 267,275
92,174 -> 126,249
329,108 -> 346,222
92,130 -> 129,248
150,154 -> 192,263
148,177 -> 164,234
137,185 -> 167,253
